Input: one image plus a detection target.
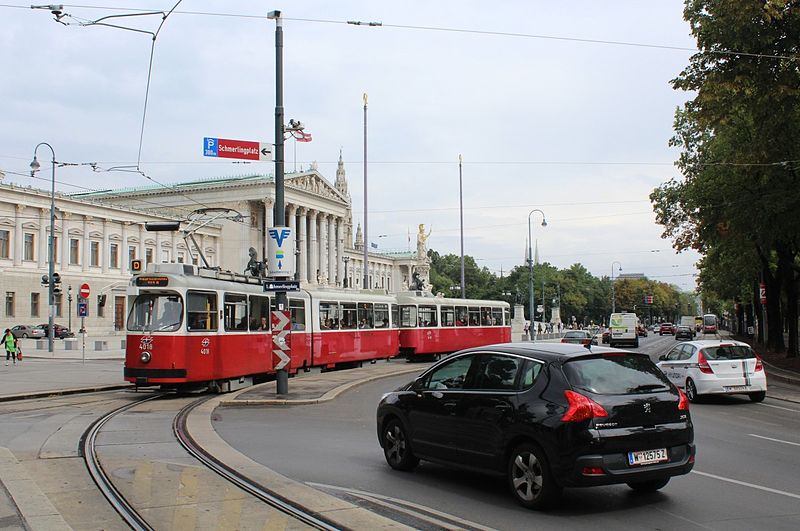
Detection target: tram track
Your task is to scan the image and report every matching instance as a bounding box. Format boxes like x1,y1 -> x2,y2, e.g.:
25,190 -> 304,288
81,392 -> 340,531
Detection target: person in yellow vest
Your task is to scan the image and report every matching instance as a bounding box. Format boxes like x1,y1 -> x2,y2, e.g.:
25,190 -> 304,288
3,329 -> 17,366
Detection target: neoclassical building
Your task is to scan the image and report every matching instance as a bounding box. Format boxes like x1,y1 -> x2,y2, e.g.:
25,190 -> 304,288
76,153 -> 424,293
0,155 -> 428,335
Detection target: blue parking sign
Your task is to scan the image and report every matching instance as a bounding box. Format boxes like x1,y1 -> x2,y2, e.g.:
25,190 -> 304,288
78,302 -> 88,317
203,137 -> 218,157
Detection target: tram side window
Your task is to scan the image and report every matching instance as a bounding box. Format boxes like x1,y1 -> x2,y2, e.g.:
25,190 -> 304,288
127,293 -> 183,332
319,301 -> 340,330
340,302 -> 358,329
492,308 -> 503,326
503,308 -> 510,326
391,304 -> 399,328
455,306 -> 468,327
441,306 -> 455,327
400,305 -> 417,328
468,306 -> 480,326
289,299 -> 306,331
249,295 -> 270,331
358,303 -> 374,329
224,294 -> 248,331
374,303 -> 390,328
481,307 -> 493,326
187,291 -> 218,332
419,305 -> 438,327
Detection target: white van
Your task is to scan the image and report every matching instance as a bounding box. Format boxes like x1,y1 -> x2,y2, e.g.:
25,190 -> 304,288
609,312 -> 639,348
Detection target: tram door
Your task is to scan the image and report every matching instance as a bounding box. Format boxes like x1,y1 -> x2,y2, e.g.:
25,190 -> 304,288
114,296 -> 125,331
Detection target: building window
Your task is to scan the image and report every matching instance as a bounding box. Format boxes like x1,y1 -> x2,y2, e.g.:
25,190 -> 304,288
5,292 -> 14,317
0,230 -> 9,259
128,246 -> 136,266
69,239 -> 80,265
90,241 -> 100,266
177,252 -> 185,263
145,247 -> 154,264
31,293 -> 39,317
97,297 -> 105,318
55,293 -> 63,317
23,233 -> 35,261
110,243 -> 119,268
161,249 -> 169,263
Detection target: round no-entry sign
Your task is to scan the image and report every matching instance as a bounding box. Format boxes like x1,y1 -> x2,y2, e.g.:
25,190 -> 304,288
79,283 -> 90,299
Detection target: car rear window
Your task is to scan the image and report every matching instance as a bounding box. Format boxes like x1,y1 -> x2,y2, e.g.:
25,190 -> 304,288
702,345 -> 755,360
562,354 -> 671,395
564,331 -> 586,338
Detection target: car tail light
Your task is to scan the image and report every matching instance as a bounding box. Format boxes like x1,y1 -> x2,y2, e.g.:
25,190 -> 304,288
562,390 -> 608,422
697,351 -> 714,374
582,467 -> 605,476
561,338 -> 567,343
677,388 -> 689,411
688,454 -> 695,464
755,356 -> 764,372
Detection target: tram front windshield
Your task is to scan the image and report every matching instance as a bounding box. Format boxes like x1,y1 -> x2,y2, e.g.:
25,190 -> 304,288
128,293 -> 183,332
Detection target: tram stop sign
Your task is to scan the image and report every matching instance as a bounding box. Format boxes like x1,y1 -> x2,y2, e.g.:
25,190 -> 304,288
79,283 -> 90,299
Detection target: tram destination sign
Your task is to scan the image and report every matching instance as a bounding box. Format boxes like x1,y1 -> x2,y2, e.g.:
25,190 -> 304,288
136,276 -> 169,287
263,280 -> 300,292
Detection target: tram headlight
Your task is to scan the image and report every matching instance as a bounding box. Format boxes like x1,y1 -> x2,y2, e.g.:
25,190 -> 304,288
140,351 -> 152,364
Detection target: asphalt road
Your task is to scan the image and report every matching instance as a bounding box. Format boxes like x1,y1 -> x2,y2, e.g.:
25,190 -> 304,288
215,335 -> 800,530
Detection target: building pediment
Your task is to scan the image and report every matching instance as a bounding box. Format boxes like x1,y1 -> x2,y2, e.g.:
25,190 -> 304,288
287,172 -> 347,204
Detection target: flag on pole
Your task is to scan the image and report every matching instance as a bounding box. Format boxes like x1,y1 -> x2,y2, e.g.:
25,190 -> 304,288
296,131 -> 313,142
370,242 -> 378,249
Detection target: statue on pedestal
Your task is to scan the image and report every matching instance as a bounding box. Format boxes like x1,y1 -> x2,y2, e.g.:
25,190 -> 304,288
416,223 -> 432,261
244,247 -> 265,277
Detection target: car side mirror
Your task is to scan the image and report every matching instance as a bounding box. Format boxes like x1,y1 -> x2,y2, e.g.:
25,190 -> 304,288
658,355 -> 666,361
411,377 -> 425,391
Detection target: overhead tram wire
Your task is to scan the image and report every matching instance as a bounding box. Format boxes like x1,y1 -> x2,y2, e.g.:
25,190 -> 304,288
5,4 -> 798,62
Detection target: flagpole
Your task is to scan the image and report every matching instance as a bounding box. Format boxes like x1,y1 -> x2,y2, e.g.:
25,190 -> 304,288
459,154 -> 465,299
293,136 -> 297,172
363,92 -> 369,290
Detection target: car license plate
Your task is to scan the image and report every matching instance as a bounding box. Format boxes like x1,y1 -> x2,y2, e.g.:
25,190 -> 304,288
628,448 -> 668,466
724,385 -> 749,392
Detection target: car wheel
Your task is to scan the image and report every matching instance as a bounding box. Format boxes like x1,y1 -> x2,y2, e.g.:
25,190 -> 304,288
507,443 -> 561,510
685,378 -> 699,403
382,419 -> 419,471
748,391 -> 766,402
627,477 -> 670,493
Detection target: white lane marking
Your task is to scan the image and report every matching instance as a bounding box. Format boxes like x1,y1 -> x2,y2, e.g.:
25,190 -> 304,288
692,470 -> 800,500
758,403 -> 800,413
309,482 -> 498,531
749,433 -> 800,447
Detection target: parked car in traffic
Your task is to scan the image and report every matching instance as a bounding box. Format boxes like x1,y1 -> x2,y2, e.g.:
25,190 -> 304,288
602,328 -> 612,344
656,339 -> 766,402
659,323 -> 675,336
637,325 -> 648,337
675,326 -> 694,341
10,324 -> 45,339
561,330 -> 593,346
34,323 -> 74,339
377,343 -> 695,509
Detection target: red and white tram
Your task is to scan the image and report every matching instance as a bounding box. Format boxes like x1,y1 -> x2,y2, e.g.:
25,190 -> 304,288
395,292 -> 511,358
124,263 -> 511,391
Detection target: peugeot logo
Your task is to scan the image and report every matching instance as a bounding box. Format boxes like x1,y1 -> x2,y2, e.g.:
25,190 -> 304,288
643,402 -> 652,414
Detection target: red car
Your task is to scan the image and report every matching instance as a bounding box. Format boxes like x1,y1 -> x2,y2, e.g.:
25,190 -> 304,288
659,323 -> 675,336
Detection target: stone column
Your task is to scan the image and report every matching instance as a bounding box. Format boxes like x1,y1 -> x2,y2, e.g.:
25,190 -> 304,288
61,213 -> 70,268
308,210 -> 318,284
170,231 -> 177,263
121,222 -> 128,275
336,218 -> 344,286
297,207 -> 308,283
102,219 -> 110,274
82,216 -> 90,272
327,214 -> 336,285
287,204 -> 297,279
138,223 -> 146,265
262,197 -> 274,258
38,208 -> 47,269
13,204 -> 23,266
318,213 -> 328,285
155,231 -> 162,264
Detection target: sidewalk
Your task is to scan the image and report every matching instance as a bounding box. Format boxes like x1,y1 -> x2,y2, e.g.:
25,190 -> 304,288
0,358 -> 128,402
17,335 -> 125,361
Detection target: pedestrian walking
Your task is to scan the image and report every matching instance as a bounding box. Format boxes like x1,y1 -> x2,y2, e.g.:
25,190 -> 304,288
3,329 -> 17,366
523,321 -> 531,340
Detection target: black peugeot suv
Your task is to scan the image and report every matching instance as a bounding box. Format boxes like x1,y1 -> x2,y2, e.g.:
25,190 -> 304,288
377,342 -> 694,509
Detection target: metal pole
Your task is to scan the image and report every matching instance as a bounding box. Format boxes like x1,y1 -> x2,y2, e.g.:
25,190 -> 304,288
611,261 -> 621,314
363,93 -> 369,289
68,287 -> 72,332
270,11 -> 288,395
459,154 -> 465,298
32,143 -> 56,353
527,209 -> 546,341
542,279 -> 546,326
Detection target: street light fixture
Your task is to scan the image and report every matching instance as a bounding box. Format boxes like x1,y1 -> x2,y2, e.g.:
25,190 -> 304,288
611,261 -> 622,313
30,143 -> 56,353
527,209 -> 547,341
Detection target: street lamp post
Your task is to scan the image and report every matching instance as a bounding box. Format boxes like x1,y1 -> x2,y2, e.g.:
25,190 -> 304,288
30,143 -> 56,353
342,256 -> 350,288
527,209 -> 547,341
67,285 -> 73,332
611,261 -> 622,314
458,154 -> 465,298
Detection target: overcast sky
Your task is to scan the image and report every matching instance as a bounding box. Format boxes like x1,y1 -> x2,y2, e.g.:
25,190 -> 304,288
1,1 -> 701,290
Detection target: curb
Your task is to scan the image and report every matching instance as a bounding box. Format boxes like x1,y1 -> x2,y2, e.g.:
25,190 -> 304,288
220,365 -> 425,406
0,384 -> 134,403
763,360 -> 800,387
